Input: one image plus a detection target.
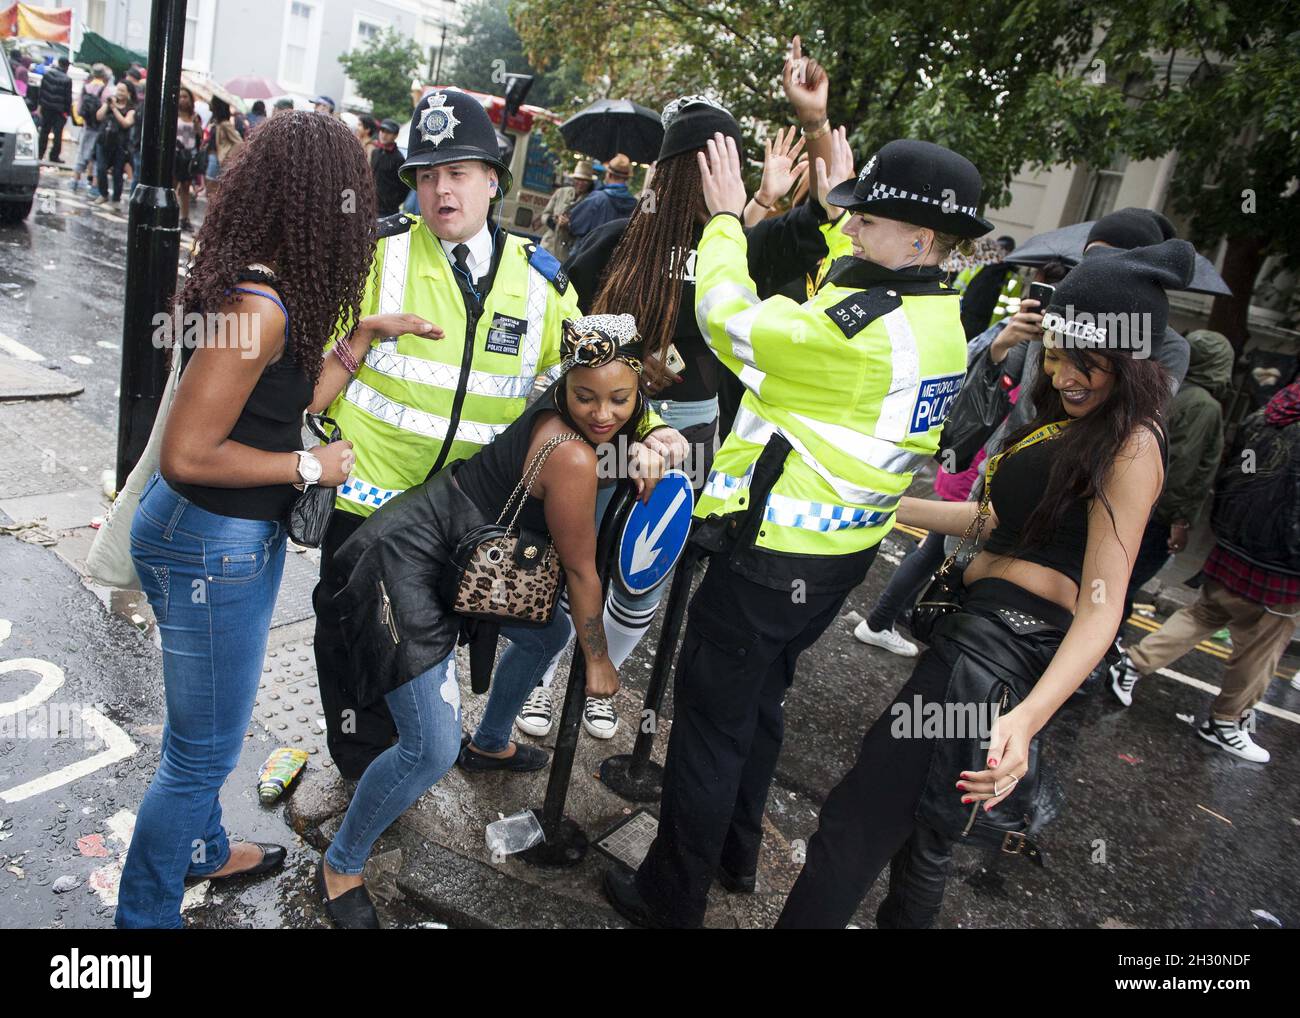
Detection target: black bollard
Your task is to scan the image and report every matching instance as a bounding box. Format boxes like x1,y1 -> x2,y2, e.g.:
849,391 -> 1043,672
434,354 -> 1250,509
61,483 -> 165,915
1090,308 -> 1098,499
115,0 -> 187,489
598,544 -> 700,801
520,482 -> 636,866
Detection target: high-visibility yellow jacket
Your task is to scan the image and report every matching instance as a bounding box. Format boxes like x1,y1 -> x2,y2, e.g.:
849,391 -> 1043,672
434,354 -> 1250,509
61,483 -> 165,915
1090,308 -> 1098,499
694,212 -> 968,560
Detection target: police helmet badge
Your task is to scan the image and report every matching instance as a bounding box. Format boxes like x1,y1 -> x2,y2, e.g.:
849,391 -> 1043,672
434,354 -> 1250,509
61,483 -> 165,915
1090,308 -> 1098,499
858,153 -> 877,184
418,92 -> 460,147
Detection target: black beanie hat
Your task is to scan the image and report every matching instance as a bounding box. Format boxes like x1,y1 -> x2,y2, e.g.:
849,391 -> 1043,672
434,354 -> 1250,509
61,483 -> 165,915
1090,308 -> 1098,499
658,95 -> 742,163
1042,239 -> 1196,360
1085,207 -> 1176,251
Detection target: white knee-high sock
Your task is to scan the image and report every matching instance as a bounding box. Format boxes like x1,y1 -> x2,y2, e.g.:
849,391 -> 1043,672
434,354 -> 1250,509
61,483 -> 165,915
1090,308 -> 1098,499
604,594 -> 659,669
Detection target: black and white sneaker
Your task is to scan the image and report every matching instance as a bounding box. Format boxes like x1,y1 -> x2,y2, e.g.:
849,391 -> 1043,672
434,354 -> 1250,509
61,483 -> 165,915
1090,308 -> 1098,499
1197,711 -> 1270,763
1108,652 -> 1142,707
583,696 -> 618,739
514,686 -> 554,738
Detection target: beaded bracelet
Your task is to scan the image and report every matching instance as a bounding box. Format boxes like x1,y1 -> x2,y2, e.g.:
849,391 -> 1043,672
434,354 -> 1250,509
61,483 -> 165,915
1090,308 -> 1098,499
333,333 -> 361,374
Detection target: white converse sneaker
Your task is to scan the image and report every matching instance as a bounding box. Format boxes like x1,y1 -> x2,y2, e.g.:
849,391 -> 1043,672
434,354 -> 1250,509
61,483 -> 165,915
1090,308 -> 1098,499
514,686 -> 554,738
1197,712 -> 1270,763
1108,652 -> 1142,707
853,620 -> 918,657
582,696 -> 619,739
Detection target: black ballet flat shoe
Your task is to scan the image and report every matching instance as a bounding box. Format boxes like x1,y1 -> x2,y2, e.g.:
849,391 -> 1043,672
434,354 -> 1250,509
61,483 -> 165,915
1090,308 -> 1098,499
602,867 -> 670,929
455,739 -> 549,773
184,842 -> 286,886
716,866 -> 757,894
315,859 -> 381,929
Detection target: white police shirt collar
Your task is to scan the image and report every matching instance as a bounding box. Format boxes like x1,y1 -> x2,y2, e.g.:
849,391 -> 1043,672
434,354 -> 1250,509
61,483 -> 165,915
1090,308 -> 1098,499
440,223 -> 493,285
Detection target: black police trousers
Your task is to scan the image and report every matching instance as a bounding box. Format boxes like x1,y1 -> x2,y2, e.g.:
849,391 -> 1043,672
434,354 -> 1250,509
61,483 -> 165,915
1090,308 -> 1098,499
314,509 -> 398,780
634,552 -> 854,928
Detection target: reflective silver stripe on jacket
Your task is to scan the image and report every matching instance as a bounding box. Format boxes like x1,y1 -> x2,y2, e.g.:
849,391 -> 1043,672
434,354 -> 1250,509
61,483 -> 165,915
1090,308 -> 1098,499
695,280 -> 761,342
343,378 -> 506,447
378,229 -> 411,315
732,406 -> 919,508
363,348 -> 536,399
873,306 -> 922,442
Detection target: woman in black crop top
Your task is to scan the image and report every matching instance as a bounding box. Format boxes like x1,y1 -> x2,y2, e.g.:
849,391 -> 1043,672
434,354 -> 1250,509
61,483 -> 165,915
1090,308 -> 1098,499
314,315 -> 662,927
117,112 -> 379,929
779,240 -> 1196,928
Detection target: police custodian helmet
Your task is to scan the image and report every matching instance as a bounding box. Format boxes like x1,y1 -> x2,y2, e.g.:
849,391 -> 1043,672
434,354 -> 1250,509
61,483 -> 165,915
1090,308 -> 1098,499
399,88 -> 513,197
826,139 -> 994,239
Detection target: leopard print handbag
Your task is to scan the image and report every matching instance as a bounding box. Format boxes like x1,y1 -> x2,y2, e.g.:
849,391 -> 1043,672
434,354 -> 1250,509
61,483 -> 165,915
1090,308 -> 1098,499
446,433 -> 583,627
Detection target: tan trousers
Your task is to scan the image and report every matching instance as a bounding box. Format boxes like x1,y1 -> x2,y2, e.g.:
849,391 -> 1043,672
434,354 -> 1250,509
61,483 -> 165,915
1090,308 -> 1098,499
1127,578 -> 1299,718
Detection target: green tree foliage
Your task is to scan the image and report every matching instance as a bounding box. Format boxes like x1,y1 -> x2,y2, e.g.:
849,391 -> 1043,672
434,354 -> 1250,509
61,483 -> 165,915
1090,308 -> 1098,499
514,0 -> 1299,345
338,27 -> 426,122
451,0 -> 586,111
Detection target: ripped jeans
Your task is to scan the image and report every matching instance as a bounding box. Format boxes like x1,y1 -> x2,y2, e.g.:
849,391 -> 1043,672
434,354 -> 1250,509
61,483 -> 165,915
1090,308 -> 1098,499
324,650 -> 462,874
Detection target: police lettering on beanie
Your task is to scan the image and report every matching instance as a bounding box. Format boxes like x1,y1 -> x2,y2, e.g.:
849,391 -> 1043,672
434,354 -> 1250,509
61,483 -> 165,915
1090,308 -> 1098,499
1084,207 -> 1177,251
1041,238 -> 1196,360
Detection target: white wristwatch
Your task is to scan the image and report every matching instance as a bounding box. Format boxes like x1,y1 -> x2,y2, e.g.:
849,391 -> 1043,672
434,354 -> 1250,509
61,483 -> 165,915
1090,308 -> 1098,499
294,449 -> 323,489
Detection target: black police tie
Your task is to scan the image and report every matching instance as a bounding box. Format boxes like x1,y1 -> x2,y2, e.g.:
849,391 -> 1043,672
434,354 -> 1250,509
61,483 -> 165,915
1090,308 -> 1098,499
452,243 -> 472,281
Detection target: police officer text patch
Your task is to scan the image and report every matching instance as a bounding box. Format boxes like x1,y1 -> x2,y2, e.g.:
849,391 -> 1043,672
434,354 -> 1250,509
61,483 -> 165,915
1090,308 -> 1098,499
824,289 -> 902,338
910,373 -> 963,434
486,312 -> 527,356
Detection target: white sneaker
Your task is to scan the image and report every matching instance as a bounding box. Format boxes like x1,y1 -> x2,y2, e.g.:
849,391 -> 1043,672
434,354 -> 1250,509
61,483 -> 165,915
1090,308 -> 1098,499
1108,652 -> 1142,707
1197,712 -> 1270,763
514,686 -> 553,738
582,696 -> 619,739
853,620 -> 918,657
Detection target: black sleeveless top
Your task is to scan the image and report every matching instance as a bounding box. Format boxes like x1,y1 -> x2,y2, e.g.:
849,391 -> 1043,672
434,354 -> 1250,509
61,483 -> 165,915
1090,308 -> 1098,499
982,420 -> 1167,585
169,274 -> 314,521
455,379 -> 644,533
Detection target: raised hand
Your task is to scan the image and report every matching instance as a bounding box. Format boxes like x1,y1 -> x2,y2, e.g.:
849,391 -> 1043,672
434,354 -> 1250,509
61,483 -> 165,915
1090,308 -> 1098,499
696,132 -> 747,218
814,126 -> 855,217
757,125 -> 809,207
782,34 -> 829,128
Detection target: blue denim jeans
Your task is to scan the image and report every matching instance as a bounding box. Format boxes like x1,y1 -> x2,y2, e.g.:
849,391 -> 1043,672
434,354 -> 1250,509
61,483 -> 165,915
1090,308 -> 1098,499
478,398 -> 718,742
116,474 -> 287,929
325,650 -> 462,873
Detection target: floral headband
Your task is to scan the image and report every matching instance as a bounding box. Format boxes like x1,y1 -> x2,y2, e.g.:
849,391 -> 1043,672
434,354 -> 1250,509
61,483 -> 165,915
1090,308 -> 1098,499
560,314 -> 643,375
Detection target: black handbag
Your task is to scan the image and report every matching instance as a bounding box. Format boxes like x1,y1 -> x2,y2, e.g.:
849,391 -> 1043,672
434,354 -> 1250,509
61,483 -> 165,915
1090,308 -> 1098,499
910,491 -> 990,644
287,414 -> 341,548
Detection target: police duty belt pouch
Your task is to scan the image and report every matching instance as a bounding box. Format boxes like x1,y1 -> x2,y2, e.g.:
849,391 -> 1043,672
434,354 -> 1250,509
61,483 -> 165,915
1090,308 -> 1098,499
914,612 -> 1061,866
442,433 -> 581,627
287,414 -> 342,549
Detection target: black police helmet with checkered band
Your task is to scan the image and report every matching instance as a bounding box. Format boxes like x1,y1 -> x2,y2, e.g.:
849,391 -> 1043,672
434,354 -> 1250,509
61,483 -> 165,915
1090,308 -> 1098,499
826,139 -> 994,239
400,89 -> 513,196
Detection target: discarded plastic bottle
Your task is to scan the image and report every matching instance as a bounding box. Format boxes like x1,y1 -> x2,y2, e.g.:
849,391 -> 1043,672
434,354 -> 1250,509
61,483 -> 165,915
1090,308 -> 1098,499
258,747 -> 309,804
485,810 -> 544,859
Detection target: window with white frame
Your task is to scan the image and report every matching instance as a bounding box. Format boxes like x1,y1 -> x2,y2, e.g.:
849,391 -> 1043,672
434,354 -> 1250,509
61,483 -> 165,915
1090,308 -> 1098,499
180,0 -> 215,73
343,13 -> 390,108
280,1 -> 322,94
86,0 -> 107,33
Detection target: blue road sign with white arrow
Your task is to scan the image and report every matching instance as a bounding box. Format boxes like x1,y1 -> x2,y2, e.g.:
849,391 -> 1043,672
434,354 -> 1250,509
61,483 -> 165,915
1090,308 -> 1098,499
618,469 -> 695,595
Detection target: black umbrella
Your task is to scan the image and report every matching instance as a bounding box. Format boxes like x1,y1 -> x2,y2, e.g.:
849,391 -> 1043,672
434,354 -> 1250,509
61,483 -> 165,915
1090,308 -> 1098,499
1004,221 -> 1231,296
559,98 -> 664,164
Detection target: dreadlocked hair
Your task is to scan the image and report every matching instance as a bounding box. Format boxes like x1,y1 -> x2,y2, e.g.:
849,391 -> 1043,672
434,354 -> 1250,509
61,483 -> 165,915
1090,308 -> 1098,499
178,110 -> 377,383
590,152 -> 704,369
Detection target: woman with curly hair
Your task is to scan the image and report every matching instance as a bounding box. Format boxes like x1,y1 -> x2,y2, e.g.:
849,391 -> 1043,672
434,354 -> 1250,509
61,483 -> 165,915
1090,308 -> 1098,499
116,111 -> 380,929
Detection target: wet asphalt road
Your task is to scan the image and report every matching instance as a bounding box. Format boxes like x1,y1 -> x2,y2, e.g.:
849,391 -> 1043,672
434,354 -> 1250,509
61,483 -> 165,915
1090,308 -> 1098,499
1,163 -> 1297,929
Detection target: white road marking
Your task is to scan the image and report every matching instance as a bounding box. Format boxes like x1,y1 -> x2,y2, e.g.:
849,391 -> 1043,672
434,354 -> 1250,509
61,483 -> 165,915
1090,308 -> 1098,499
69,355 -> 93,365
0,708 -> 137,803
89,808 -> 206,911
0,657 -> 65,717
0,333 -> 46,362
1155,667 -> 1300,725
96,341 -> 119,350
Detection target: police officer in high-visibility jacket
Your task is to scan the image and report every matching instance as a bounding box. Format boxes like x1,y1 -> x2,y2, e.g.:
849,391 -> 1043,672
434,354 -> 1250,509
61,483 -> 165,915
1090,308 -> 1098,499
312,89 -> 680,780
602,133 -> 994,928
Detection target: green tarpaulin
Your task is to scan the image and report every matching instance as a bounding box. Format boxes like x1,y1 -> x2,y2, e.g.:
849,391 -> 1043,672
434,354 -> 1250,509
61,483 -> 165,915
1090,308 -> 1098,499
74,29 -> 146,78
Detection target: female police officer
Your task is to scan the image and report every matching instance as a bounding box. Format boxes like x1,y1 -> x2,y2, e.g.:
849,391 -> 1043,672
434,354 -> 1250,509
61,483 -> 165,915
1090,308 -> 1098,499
603,130 -> 994,927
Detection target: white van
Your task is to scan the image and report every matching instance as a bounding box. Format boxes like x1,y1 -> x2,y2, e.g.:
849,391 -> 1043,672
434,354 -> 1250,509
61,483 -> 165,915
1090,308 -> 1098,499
0,55 -> 39,223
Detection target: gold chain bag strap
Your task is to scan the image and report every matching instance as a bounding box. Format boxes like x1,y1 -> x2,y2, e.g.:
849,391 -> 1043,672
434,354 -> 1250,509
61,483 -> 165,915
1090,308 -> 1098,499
448,433 -> 584,626
911,421 -> 1072,643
